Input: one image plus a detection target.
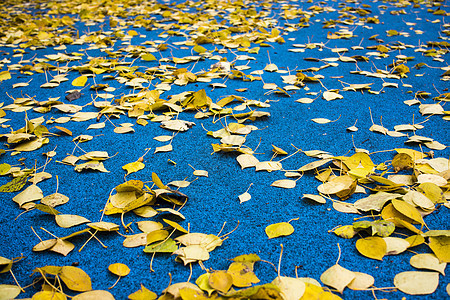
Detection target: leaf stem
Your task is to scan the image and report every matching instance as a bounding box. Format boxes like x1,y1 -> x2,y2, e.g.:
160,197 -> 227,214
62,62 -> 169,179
10,270 -> 25,293
336,243 -> 341,265
277,244 -> 283,278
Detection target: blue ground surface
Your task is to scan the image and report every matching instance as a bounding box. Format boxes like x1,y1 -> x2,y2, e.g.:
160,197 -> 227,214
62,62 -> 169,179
0,0 -> 449,299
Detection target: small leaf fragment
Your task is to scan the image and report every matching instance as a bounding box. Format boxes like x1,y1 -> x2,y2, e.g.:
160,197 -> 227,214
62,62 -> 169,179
239,192 -> 251,204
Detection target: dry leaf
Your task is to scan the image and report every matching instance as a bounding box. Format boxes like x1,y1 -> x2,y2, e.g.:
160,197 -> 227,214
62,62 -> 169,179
394,271 -> 439,295
410,254 -> 446,275
347,272 -> 375,290
323,91 -> 343,101
302,194 -> 326,204
271,179 -> 296,189
239,192 -> 251,204
265,222 -> 294,239
320,264 -> 355,293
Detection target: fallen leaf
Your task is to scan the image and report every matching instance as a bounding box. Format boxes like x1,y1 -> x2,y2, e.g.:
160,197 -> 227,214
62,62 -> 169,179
394,271 -> 439,295
72,75 -> 88,87
265,222 -> 294,239
271,179 -> 296,189
410,253 -> 446,275
320,264 -> 355,293
109,263 -> 130,277
355,237 -> 386,260
59,266 -> 92,292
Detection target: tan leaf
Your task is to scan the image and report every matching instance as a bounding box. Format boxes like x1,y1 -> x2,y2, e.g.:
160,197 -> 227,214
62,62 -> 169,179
271,179 -> 296,189
320,264 -> 355,293
394,271 -> 439,295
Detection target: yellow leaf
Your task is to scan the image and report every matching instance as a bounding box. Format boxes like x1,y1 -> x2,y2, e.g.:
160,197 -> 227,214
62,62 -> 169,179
392,153 -> 413,172
55,214 -> 90,228
108,263 -> 130,276
1,175 -> 29,193
355,237 -> 386,260
0,71 -> 12,82
71,75 -> 88,87
50,239 -> 75,256
59,266 -> 92,292
147,230 -> 169,245
395,148 -> 426,160
227,262 -> 260,287
317,175 -> 356,200
301,282 -> 342,300
311,118 -> 331,124
323,91 -> 343,101
405,235 -> 425,247
122,161 -> 145,175
208,271 -> 233,293
238,192 -> 251,204
272,145 -> 287,155
141,54 -> 156,61
54,126 -> 72,136
154,144 -> 172,153
391,199 -> 425,225
152,172 -> 167,189
265,222 -> 294,239
429,236 -> 450,263
87,222 -> 119,231
163,219 -> 188,233
193,45 -> 207,54
128,284 -> 157,300
332,225 -> 357,239
32,291 -> 67,300
195,273 -> 215,296
179,287 -> 208,299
